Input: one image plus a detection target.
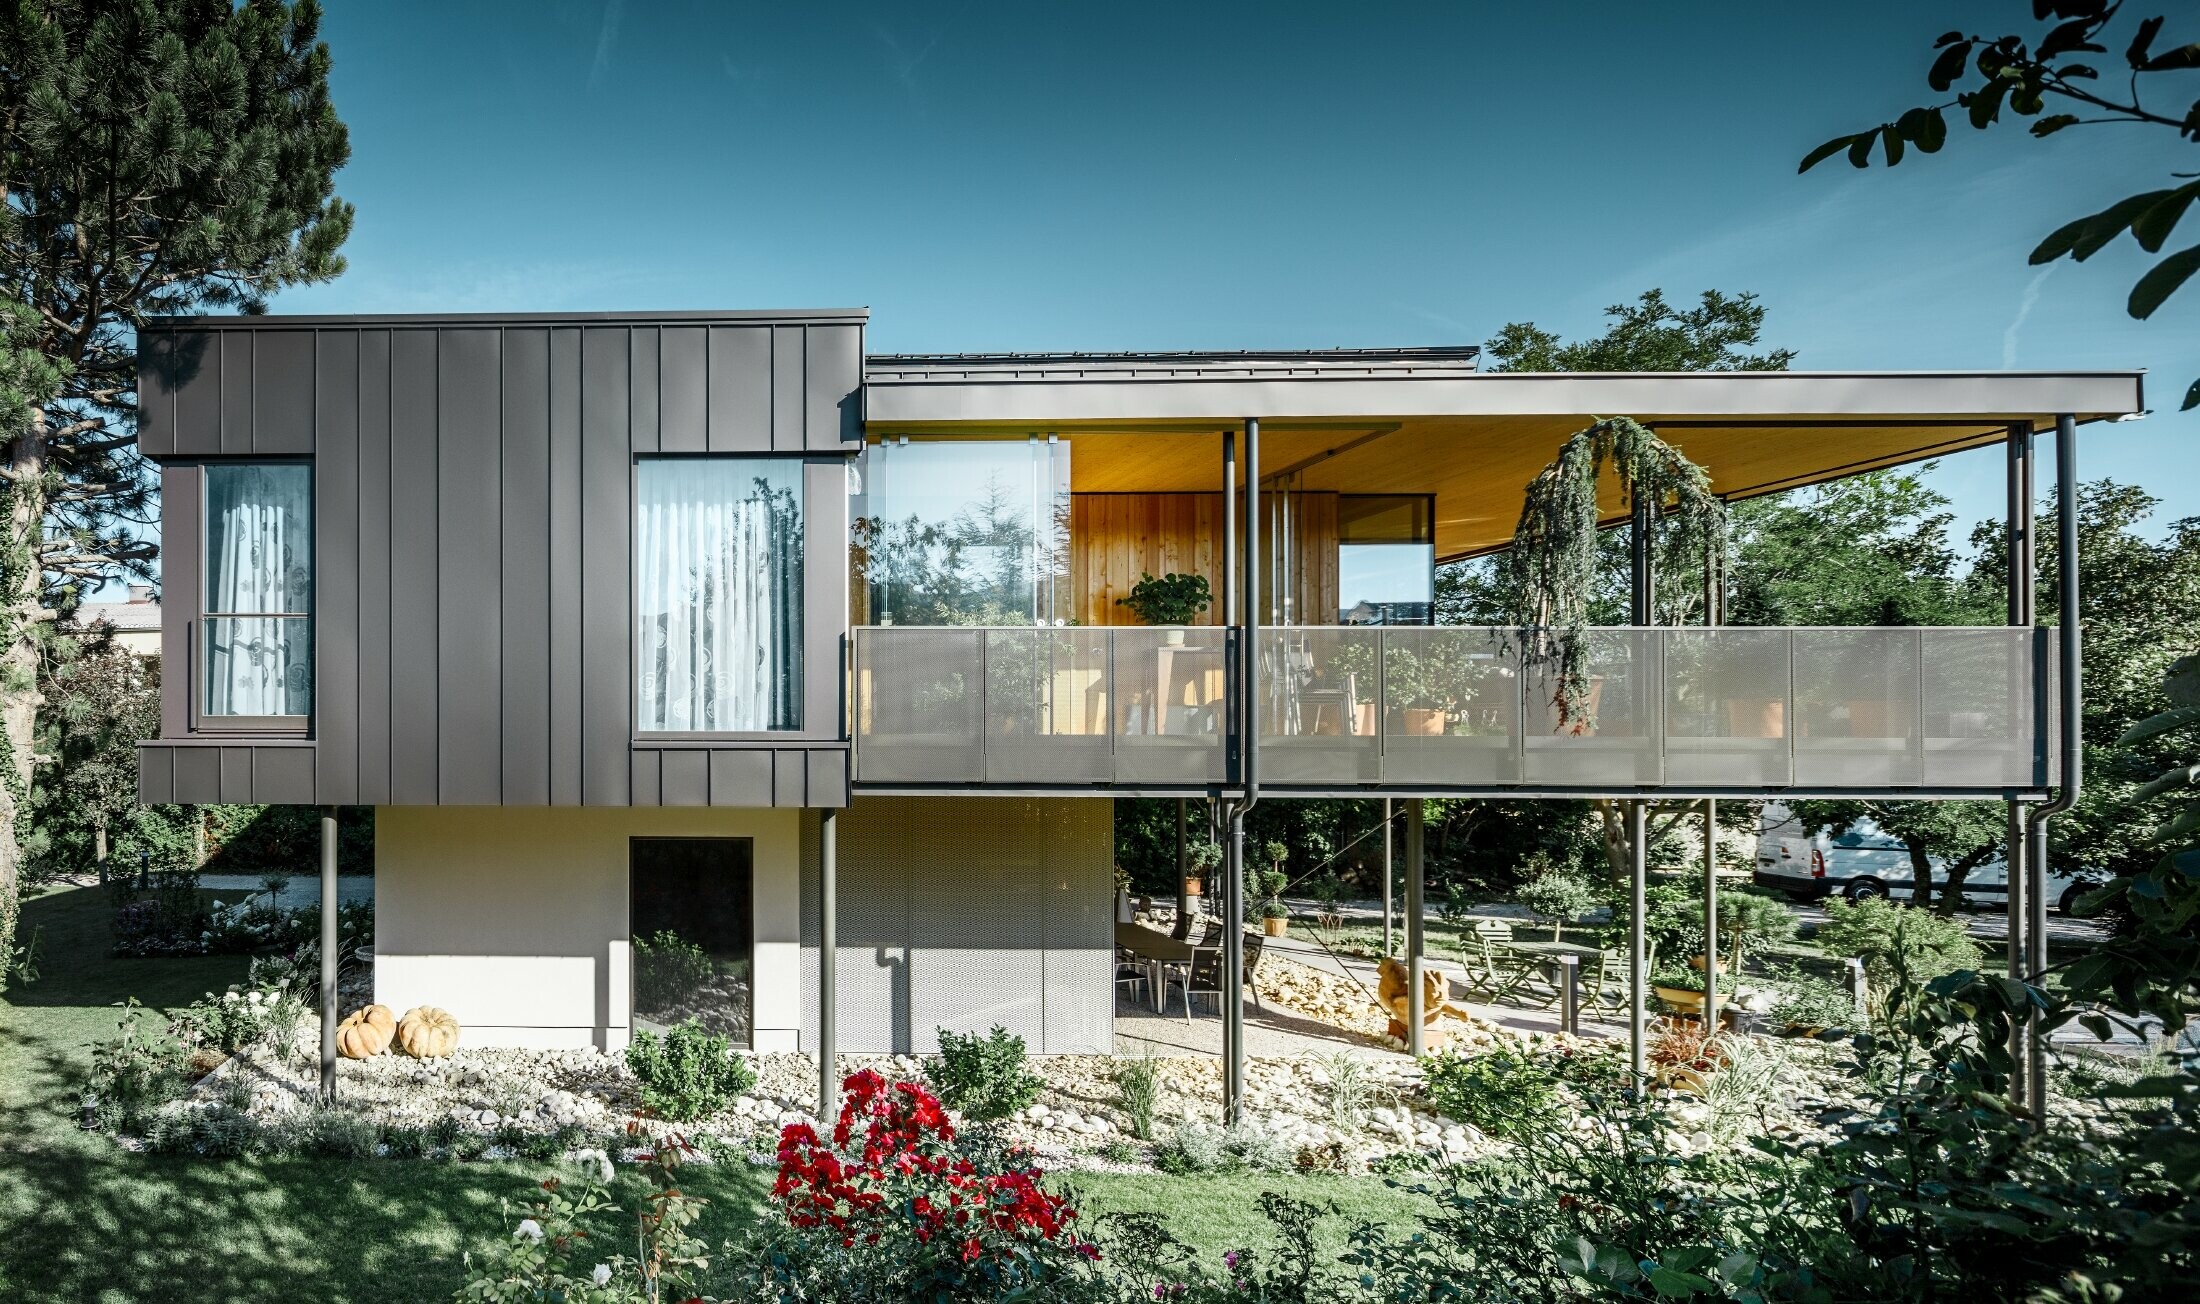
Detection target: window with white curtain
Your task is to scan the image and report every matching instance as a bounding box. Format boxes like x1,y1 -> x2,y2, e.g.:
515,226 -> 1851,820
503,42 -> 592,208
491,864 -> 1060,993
202,463 -> 313,720
635,458 -> 805,732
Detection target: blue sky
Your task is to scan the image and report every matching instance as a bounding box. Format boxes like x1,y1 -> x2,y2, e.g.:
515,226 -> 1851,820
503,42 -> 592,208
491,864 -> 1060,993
274,1 -> 2198,542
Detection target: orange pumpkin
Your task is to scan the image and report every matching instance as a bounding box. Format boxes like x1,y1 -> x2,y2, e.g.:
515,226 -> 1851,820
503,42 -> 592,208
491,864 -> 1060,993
396,1005 -> 460,1058
336,1005 -> 394,1059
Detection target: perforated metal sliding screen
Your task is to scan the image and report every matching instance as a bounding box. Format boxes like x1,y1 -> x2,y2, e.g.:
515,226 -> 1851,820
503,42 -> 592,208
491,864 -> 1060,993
799,796 -> 1114,1055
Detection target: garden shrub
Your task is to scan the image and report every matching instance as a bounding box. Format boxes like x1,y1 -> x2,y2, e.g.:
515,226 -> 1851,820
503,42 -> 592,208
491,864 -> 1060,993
383,1125 -> 431,1159
929,1024 -> 1043,1122
1420,1043 -> 1565,1141
146,1104 -> 260,1158
1152,1119 -> 1295,1174
624,1019 -> 756,1122
297,1106 -> 381,1159
1815,895 -> 1982,990
1111,1053 -> 1161,1140
632,929 -> 713,1011
457,1138 -> 710,1302
1763,964 -> 1855,1029
86,998 -> 194,1133
169,982 -> 307,1057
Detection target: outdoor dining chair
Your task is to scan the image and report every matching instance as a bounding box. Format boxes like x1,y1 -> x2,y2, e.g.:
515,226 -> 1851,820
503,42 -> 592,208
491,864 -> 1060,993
1460,926 -> 1558,1007
1114,945 -> 1151,1006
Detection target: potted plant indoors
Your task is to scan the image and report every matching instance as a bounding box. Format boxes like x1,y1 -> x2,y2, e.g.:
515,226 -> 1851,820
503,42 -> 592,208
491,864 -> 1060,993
1117,571 -> 1213,643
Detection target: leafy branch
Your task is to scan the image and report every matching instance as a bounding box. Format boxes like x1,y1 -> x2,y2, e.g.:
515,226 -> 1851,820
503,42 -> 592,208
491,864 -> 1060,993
1800,2 -> 2200,407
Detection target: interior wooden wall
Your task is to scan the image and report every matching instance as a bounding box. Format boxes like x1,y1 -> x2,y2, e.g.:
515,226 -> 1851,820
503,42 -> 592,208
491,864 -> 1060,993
1069,492 -> 1339,627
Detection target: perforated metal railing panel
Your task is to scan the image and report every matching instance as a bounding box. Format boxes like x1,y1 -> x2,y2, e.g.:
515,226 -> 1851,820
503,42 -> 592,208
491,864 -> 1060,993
800,796 -> 1114,1055
854,626 -> 2059,793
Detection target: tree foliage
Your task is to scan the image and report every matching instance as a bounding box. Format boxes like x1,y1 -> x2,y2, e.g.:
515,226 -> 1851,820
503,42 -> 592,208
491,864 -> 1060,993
0,0 -> 352,978
1801,2 -> 2200,408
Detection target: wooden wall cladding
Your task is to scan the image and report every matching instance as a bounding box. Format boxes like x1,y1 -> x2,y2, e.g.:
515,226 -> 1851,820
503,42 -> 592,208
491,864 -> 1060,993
1068,492 -> 1339,628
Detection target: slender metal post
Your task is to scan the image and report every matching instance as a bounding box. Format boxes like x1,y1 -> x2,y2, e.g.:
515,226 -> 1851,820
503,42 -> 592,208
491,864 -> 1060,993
818,807 -> 838,1120
1222,428 -> 1238,786
1382,797 -> 1394,957
1628,482 -> 1654,1076
2005,422 -> 2036,1107
1173,799 -> 1191,940
1629,799 -> 1649,1082
1243,418 -> 1261,802
319,805 -> 338,1102
1559,954 -> 1581,1036
1702,524 -> 1722,1030
2020,413 -> 2084,1118
1405,798 -> 1426,1056
1223,808 -> 1246,1121
1221,418 -> 1260,1123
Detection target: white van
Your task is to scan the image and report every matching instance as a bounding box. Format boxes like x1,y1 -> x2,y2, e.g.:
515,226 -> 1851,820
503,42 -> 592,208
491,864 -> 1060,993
1752,803 -> 2102,913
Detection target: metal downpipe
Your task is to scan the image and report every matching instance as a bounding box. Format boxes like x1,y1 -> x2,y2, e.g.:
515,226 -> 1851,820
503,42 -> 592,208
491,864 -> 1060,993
2005,421 -> 2035,1106
320,805 -> 338,1102
1222,419 -> 1260,1124
818,807 -> 838,1120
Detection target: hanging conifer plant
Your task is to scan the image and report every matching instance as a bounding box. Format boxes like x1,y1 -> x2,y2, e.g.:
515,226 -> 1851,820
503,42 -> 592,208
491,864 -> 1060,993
1502,417 -> 1726,728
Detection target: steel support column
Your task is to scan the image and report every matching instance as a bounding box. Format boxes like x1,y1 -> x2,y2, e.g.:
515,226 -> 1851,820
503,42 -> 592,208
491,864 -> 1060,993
1702,521 -> 1723,1031
1627,489 -> 1655,1080
319,805 -> 338,1102
2005,421 -> 2036,1107
1382,797 -> 1395,957
1406,797 -> 1426,1056
1221,419 -> 1260,1124
2021,414 -> 2083,1118
818,807 -> 838,1120
1173,799 -> 1192,940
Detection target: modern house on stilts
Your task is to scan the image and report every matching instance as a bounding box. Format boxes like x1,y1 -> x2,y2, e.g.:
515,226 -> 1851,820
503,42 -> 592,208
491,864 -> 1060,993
132,310 -> 2123,1118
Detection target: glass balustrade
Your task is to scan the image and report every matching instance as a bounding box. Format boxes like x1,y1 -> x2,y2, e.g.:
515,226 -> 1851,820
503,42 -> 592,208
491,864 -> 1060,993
852,626 -> 2056,792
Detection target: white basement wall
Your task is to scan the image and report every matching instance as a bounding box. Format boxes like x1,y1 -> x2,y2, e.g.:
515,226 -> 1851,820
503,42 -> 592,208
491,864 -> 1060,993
375,806 -> 803,1051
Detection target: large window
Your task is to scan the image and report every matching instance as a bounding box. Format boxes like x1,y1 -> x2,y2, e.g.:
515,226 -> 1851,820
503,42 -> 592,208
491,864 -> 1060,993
1338,495 -> 1435,625
202,463 -> 313,722
854,437 -> 1070,626
635,457 -> 804,732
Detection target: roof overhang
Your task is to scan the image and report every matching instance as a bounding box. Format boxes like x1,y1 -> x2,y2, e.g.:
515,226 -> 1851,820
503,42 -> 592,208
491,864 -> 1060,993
863,365 -> 2147,560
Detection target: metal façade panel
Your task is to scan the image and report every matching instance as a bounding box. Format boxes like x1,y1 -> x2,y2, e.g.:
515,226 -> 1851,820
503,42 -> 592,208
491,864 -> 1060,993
357,331 -> 394,805
134,311 -> 865,808
548,328 -> 584,805
314,331 -> 361,803
579,327 -> 632,805
436,329 -> 503,805
251,332 -> 317,454
500,329 -> 553,806
387,329 -> 440,805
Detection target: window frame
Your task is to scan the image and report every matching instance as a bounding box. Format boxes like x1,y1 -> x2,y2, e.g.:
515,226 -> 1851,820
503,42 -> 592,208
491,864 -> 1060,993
192,458 -> 314,736
630,453 -> 812,740
1336,492 -> 1437,627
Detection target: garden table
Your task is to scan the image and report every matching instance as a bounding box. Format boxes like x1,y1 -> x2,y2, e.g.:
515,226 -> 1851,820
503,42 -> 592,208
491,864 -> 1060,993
1503,939 -> 1605,962
1116,922 -> 1198,1012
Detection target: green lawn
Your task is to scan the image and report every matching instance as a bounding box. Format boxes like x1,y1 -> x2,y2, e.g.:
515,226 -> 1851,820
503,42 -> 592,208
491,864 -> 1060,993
0,883 -> 1429,1302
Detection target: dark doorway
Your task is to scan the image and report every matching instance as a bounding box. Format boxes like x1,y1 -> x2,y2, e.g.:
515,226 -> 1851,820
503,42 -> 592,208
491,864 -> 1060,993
629,837 -> 754,1046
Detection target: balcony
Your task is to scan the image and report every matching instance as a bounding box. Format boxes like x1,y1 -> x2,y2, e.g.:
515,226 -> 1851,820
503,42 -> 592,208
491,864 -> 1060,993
850,626 -> 2058,795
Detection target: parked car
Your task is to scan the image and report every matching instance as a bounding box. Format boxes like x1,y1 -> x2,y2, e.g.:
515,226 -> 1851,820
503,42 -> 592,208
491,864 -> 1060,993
1753,803 -> 2103,913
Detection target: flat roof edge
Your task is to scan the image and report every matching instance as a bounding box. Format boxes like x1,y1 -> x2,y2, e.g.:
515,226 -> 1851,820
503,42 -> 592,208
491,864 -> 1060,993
143,308 -> 871,329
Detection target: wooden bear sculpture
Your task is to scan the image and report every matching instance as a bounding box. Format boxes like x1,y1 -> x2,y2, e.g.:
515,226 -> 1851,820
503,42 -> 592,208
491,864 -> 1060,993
1377,957 -> 1448,1049
336,1004 -> 395,1059
396,1006 -> 461,1058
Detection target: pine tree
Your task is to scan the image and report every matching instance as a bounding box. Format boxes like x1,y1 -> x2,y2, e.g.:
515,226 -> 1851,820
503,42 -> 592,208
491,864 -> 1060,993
0,0 -> 352,980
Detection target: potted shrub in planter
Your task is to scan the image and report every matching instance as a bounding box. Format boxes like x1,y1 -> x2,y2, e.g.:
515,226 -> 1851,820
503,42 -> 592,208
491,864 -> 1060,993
1514,854 -> 1597,941
1651,962 -> 1708,1016
1256,848 -> 1291,936
1182,839 -> 1220,899
1117,571 -> 1213,642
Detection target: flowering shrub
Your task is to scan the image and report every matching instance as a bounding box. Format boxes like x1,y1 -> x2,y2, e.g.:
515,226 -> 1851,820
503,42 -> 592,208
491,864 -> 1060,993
455,1134 -> 708,1303
723,1069 -> 1096,1298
